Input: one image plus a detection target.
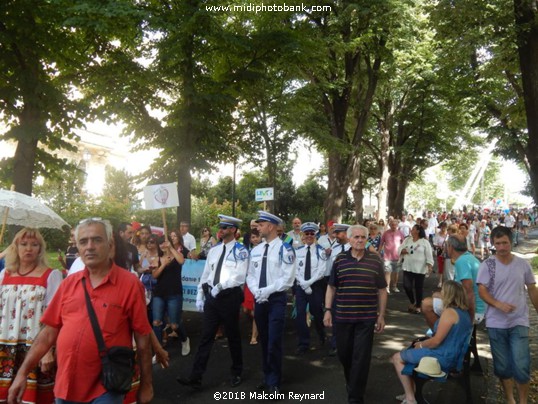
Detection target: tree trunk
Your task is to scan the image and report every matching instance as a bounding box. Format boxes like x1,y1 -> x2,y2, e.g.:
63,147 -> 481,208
176,160 -> 192,225
12,62 -> 43,196
378,122 -> 390,221
12,134 -> 38,196
387,173 -> 399,217
350,156 -> 364,223
324,151 -> 350,223
394,176 -> 408,216
514,0 -> 538,202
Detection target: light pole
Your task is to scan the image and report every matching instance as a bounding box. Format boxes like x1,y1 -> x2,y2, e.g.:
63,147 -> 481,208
230,145 -> 241,217
232,156 -> 237,217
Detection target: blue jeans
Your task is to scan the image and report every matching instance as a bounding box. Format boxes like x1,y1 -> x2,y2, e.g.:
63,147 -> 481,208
488,325 -> 530,383
56,391 -> 124,404
152,294 -> 187,343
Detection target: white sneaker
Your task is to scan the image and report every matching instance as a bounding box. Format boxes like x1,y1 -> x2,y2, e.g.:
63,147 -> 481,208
393,287 -> 400,293
152,355 -> 157,365
386,287 -> 391,294
181,337 -> 191,356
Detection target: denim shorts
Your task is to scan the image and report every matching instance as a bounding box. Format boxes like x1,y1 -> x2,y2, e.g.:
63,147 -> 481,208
488,326 -> 530,383
384,260 -> 400,273
152,294 -> 182,325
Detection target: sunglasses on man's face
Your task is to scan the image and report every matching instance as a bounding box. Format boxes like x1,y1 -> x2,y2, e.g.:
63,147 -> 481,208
303,231 -> 316,236
219,225 -> 232,230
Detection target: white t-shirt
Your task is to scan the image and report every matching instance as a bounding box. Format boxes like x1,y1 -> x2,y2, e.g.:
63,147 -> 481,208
398,221 -> 411,237
503,215 -> 515,228
68,257 -> 85,276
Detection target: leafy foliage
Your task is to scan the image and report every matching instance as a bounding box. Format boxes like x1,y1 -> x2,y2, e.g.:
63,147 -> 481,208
0,0 -> 147,194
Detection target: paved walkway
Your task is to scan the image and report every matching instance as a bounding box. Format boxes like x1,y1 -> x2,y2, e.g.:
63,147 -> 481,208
152,230 -> 538,403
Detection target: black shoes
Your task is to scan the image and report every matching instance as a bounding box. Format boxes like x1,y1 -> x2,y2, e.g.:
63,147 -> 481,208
176,376 -> 202,390
230,375 -> 242,387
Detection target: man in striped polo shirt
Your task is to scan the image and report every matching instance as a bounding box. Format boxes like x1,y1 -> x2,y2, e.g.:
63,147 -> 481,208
323,224 -> 387,404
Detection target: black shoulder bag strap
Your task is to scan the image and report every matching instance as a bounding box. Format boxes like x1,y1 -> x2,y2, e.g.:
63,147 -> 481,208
82,277 -> 107,358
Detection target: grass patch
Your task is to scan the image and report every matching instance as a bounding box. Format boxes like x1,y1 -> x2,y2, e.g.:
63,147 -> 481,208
46,251 -> 64,271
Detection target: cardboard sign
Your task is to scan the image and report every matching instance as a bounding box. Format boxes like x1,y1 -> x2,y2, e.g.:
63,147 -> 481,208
143,183 -> 179,209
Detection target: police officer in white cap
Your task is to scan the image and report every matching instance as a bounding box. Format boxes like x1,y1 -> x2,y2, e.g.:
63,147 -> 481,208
325,224 -> 351,280
246,211 -> 296,395
177,215 -> 248,389
294,222 -> 327,355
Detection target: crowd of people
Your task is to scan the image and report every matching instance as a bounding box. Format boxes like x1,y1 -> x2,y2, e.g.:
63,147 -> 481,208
0,206 -> 537,404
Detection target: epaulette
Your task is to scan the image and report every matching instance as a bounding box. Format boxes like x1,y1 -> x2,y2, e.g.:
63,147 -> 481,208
282,242 -> 294,252
234,242 -> 249,260
316,243 -> 328,260
280,242 -> 296,264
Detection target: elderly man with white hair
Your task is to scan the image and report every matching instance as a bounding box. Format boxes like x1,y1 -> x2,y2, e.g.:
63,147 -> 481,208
324,224 -> 387,404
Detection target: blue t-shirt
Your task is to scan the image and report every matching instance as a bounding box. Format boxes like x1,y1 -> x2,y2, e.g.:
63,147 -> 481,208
455,252 -> 485,314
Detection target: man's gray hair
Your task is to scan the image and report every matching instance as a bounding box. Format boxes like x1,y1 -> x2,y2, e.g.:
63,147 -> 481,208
75,218 -> 113,242
347,224 -> 368,239
447,234 -> 467,252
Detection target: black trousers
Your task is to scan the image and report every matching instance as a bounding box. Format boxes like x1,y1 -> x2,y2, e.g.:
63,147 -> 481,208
191,287 -> 243,380
403,271 -> 426,308
295,280 -> 326,349
335,321 -> 375,404
254,291 -> 287,388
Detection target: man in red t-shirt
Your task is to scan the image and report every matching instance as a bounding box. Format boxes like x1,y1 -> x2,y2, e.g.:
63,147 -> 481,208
8,219 -> 153,404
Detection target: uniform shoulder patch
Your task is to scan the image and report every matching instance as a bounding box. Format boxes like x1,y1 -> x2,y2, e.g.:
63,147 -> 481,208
234,242 -> 249,260
281,242 -> 296,264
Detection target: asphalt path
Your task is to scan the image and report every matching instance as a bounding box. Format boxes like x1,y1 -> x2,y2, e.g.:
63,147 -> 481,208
152,276 -> 489,404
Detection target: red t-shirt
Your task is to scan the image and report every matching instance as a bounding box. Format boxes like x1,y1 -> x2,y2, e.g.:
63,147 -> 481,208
41,264 -> 152,402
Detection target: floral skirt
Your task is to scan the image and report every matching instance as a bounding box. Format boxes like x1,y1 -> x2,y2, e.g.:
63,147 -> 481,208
0,343 -> 54,404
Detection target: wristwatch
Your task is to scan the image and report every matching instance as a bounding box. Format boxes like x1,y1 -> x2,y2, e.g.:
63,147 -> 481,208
323,307 -> 332,313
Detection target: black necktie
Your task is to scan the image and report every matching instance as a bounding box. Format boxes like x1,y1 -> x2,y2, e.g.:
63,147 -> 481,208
213,246 -> 226,285
304,246 -> 311,280
341,244 -> 345,252
259,244 -> 269,288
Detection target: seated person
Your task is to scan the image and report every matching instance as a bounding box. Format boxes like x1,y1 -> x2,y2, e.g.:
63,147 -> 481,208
391,281 -> 473,404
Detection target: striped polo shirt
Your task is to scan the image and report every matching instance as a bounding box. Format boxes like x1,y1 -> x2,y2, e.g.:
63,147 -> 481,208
329,249 -> 386,323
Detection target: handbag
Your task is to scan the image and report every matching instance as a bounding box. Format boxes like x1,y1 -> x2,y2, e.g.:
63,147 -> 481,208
82,278 -> 135,394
